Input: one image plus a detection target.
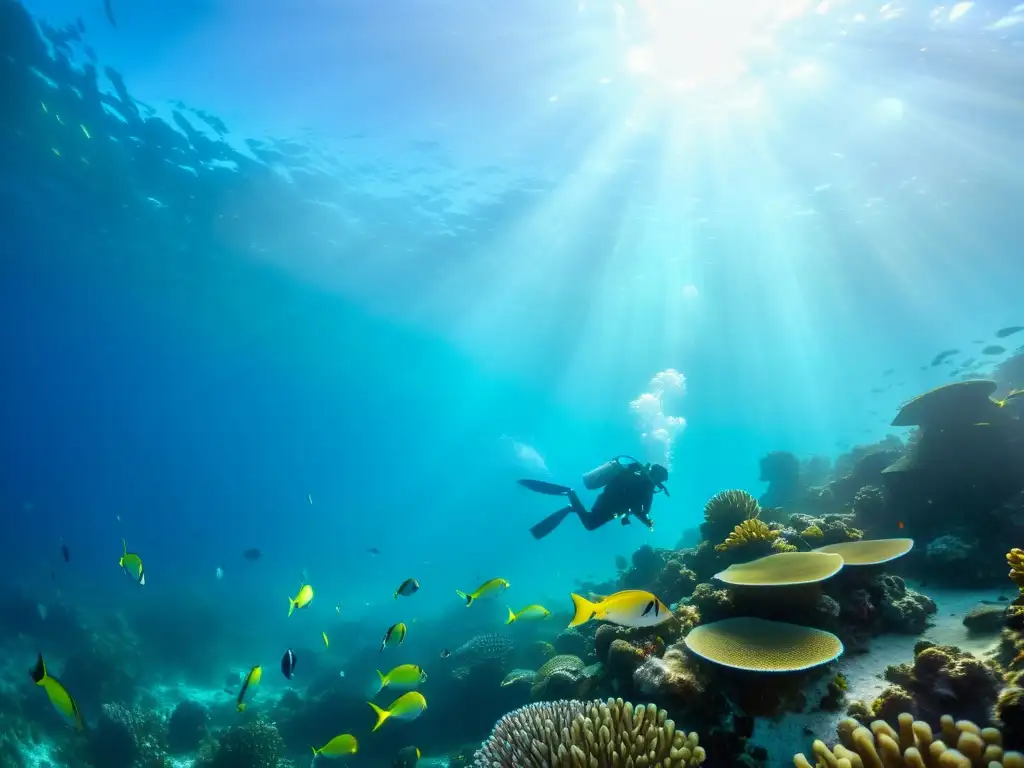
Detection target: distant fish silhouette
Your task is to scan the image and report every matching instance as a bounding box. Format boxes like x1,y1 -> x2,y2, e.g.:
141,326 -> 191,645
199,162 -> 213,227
368,547 -> 381,555
103,0 -> 116,27
983,345 -> 1006,356
931,349 -> 959,366
60,543 -> 70,562
243,548 -> 262,562
996,326 -> 1023,339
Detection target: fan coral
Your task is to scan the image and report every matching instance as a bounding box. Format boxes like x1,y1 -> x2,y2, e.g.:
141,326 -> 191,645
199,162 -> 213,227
715,518 -> 795,553
701,490 -> 761,543
794,712 -> 1024,768
815,538 -> 914,565
684,617 -> 843,672
472,698 -> 705,767
714,551 -> 844,587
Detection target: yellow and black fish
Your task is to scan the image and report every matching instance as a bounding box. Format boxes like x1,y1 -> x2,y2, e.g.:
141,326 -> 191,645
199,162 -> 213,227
30,653 -> 84,730
568,590 -> 671,628
119,538 -> 145,585
380,622 -> 407,652
288,584 -> 314,617
236,664 -> 262,712
393,745 -> 422,767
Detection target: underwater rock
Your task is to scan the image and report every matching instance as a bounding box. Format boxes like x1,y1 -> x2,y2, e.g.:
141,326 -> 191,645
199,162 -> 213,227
926,533 -> 975,565
607,639 -> 644,687
594,624 -> 624,664
633,648 -> 704,705
871,641 -> 1002,727
689,583 -> 735,624
90,702 -> 167,768
758,450 -> 801,510
199,717 -> 284,768
996,686 -> 1024,750
552,628 -> 588,658
850,484 -> 889,533
167,699 -> 210,754
963,602 -> 1008,634
874,574 -> 936,634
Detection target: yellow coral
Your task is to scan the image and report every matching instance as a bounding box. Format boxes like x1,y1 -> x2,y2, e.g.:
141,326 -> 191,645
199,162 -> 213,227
794,712 -> 1024,768
802,525 -> 824,538
715,518 -> 779,552
685,617 -> 843,673
1008,548 -> 1024,589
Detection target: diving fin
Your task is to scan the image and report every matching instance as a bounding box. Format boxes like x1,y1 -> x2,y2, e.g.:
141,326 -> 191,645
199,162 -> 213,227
529,507 -> 573,540
517,479 -> 573,496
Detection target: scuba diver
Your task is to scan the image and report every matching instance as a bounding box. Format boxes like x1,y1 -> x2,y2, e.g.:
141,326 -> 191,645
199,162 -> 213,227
518,456 -> 669,540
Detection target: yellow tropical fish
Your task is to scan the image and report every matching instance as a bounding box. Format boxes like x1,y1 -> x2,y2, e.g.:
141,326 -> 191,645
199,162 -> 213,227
380,622 -> 407,651
505,604 -> 550,625
312,733 -> 357,758
236,665 -> 262,712
568,590 -> 671,629
119,538 -> 145,585
288,584 -> 314,617
367,691 -> 427,732
455,578 -> 509,607
322,631 -> 329,648
375,664 -> 427,694
30,653 -> 84,729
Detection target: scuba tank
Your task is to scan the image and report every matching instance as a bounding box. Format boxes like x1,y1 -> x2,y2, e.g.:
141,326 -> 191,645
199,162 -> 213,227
582,456 -> 636,490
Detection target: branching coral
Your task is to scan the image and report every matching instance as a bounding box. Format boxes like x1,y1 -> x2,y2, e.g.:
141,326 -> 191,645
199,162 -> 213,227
715,518 -> 795,553
472,698 -> 705,767
794,712 -> 1024,768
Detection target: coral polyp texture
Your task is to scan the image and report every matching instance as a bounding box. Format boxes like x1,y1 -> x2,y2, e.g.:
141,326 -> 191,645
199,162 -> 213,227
714,518 -> 796,553
700,489 -> 761,542
1008,548 -> 1024,588
684,617 -> 843,672
714,551 -> 844,587
472,698 -> 705,767
794,712 -> 1024,768
813,538 -> 915,566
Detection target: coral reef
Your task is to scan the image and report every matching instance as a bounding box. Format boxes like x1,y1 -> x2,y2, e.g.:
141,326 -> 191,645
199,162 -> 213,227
167,700 -> 210,754
472,698 -> 705,767
530,655 -> 586,701
197,718 -> 284,768
714,518 -> 796,554
864,641 -> 1002,727
794,712 -> 1024,768
89,703 -> 167,768
700,490 -> 761,544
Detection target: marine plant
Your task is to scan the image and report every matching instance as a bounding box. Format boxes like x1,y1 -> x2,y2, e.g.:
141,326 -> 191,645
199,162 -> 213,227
794,712 -> 1024,768
472,698 -> 705,767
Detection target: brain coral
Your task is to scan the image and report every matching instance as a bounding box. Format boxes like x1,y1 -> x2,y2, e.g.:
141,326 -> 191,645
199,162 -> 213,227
530,654 -> 586,700
684,617 -> 843,672
472,698 -> 705,767
794,712 -> 1024,768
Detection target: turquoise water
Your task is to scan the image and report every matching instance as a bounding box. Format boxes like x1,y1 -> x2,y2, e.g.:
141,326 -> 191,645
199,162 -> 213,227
2,0 -> 1023,765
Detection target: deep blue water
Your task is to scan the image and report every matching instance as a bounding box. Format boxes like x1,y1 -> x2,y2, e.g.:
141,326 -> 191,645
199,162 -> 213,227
1,0 -> 1024,759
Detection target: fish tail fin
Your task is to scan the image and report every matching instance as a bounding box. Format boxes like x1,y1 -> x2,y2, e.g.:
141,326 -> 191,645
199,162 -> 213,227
393,591 -> 398,599
29,653 -> 46,684
311,747 -> 318,756
368,701 -> 389,732
237,702 -> 247,713
568,592 -> 597,628
505,607 -> 516,625
375,669 -> 387,694
121,538 -> 127,557
287,597 -> 296,617
456,590 -> 473,607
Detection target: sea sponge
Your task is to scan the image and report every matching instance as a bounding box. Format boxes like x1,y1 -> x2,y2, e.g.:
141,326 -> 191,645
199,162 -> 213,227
684,617 -> 843,672
472,698 -> 706,767
891,379 -> 1000,427
701,489 -> 761,542
715,518 -> 796,553
794,712 -> 1024,768
714,551 -> 844,587
814,538 -> 915,565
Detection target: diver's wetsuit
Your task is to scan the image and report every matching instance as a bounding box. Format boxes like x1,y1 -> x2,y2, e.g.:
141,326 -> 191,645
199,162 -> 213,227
521,463 -> 657,540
